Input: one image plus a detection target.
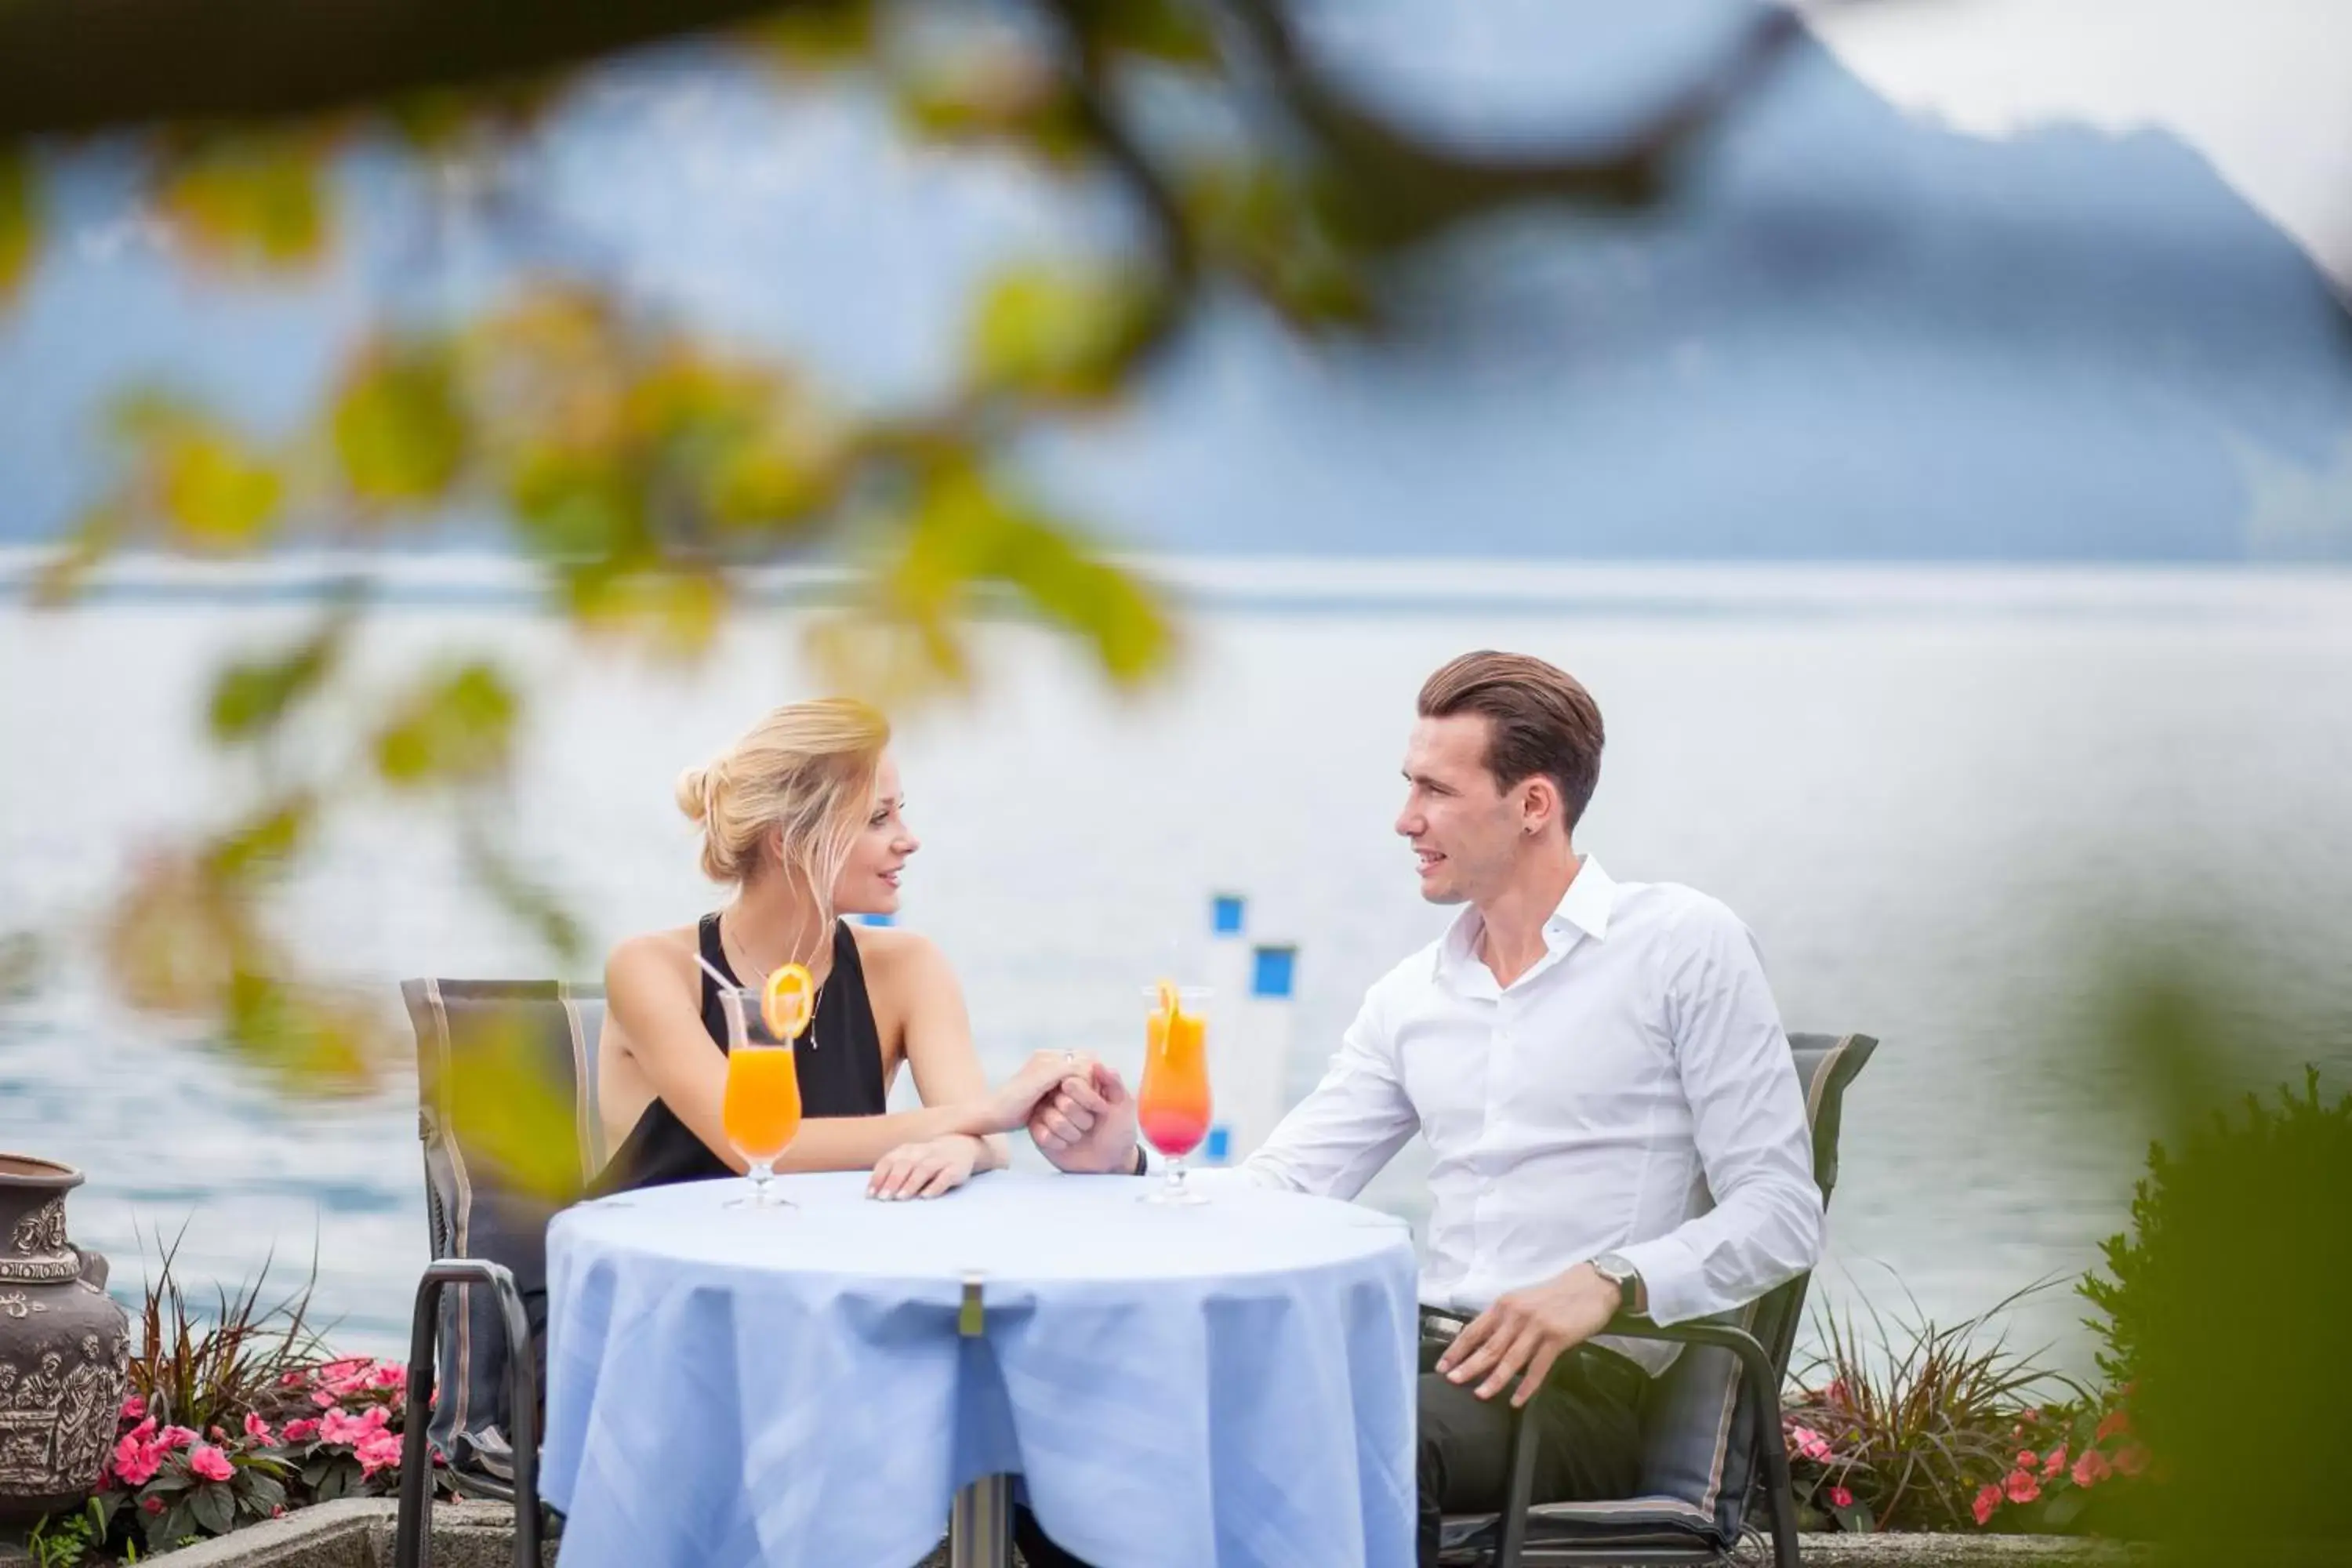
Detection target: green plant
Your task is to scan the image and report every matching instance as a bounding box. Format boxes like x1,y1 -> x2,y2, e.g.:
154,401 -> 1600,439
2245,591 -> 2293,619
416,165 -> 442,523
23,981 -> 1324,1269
124,1230 -> 326,1436
2080,1065 -> 2352,1391
23,1500 -> 105,1567
1781,1278 -> 2084,1533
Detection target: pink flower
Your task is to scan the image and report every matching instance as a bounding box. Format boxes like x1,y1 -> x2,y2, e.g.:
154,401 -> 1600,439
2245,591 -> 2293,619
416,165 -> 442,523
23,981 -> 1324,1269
158,1425 -> 198,1452
280,1370 -> 307,1388
110,1432 -> 162,1487
2096,1409 -> 2132,1443
1973,1484 -> 2002,1526
318,1405 -> 391,1446
313,1390 -> 341,1409
188,1443 -> 234,1483
1790,1426 -> 1834,1463
2004,1469 -> 2042,1505
1827,1486 -> 1854,1509
2072,1450 -> 2113,1489
1825,1378 -> 1853,1410
271,1504 -> 286,1518
141,1496 -> 165,1515
120,1395 -> 147,1422
2022,1408 -> 2042,1424
244,1411 -> 275,1445
370,1362 -> 408,1391
2016,1449 -> 2038,1469
281,1417 -> 320,1443
2114,1444 -> 2150,1478
2043,1445 -> 2067,1478
355,1428 -> 404,1477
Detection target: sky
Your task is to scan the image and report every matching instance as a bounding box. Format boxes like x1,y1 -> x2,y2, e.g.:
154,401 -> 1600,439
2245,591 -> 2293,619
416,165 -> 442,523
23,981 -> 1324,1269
1800,0 -> 2352,292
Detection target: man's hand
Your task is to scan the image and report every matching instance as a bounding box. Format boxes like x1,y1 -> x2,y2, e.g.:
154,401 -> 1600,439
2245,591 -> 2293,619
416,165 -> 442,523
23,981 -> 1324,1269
1028,1061 -> 1141,1175
972,1050 -> 1096,1135
1433,1264 -> 1624,1407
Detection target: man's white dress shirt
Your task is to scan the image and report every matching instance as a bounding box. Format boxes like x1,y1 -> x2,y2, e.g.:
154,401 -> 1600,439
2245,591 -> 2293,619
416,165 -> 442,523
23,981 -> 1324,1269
1240,858 -> 1824,1374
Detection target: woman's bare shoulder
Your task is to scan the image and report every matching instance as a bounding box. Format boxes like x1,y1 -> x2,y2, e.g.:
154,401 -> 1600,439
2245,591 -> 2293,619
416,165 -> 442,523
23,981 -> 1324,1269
606,925 -> 702,992
848,924 -> 955,989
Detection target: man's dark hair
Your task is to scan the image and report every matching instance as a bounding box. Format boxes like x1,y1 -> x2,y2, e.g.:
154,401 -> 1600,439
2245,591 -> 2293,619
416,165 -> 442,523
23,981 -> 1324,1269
1416,651 -> 1605,829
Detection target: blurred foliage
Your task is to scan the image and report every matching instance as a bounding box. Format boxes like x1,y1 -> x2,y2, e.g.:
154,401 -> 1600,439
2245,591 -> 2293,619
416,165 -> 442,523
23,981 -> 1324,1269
2075,959 -> 2352,1559
0,150 -> 34,303
0,0 -> 1820,1119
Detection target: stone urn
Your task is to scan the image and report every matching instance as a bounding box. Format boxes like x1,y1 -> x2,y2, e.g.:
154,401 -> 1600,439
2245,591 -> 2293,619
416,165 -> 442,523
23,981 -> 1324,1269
0,1156 -> 129,1523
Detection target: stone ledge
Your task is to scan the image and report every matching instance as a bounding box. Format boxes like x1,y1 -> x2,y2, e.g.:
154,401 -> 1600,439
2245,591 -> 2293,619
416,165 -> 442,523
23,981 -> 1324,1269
12,1502 -> 2170,1568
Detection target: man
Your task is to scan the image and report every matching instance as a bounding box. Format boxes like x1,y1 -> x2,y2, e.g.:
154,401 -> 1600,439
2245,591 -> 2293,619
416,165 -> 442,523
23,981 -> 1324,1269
1033,650 -> 1826,1568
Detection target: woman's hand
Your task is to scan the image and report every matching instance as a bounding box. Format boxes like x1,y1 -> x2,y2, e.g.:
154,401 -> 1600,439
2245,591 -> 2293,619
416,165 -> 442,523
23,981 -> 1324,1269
868,1134 -> 983,1200
968,1049 -> 1095,1136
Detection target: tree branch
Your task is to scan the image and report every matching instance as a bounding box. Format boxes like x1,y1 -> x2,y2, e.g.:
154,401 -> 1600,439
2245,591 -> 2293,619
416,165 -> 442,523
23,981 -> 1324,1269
0,0 -> 811,137
1218,0 -> 1812,245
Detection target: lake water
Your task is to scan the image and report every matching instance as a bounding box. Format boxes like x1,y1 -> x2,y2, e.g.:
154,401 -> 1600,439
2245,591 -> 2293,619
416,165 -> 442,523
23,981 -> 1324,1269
5,560 -> 2351,1372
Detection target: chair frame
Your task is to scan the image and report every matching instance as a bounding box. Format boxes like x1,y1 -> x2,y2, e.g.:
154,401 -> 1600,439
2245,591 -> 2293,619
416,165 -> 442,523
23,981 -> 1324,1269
392,1258 -> 542,1568
1479,1310 -> 1802,1568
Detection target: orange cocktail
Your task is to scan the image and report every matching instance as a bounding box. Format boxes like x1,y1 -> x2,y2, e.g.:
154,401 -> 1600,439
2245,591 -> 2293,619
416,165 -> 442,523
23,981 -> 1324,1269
1138,982 -> 1212,1205
720,972 -> 811,1209
724,1045 -> 803,1165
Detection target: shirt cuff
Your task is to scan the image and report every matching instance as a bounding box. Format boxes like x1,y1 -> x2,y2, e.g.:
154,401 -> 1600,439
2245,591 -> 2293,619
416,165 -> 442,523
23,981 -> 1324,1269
1610,1233 -> 1708,1326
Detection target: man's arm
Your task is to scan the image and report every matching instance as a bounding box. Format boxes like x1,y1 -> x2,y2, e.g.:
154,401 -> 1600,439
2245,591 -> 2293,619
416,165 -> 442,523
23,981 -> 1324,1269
1236,985 -> 1420,1199
1437,896 -> 1824,1407
1029,982 -> 1420,1192
1609,897 -> 1824,1325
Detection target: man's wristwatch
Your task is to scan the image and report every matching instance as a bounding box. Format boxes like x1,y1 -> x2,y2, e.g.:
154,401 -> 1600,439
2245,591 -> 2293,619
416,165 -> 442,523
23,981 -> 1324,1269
1592,1252 -> 1644,1315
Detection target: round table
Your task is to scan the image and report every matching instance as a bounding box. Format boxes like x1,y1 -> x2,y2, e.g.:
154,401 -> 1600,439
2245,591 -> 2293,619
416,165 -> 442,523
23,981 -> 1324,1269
540,1170 -> 1420,1568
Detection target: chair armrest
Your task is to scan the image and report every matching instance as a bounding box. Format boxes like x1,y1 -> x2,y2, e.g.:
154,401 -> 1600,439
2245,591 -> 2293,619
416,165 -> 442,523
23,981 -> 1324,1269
1493,1312 -> 1799,1568
391,1258 -> 543,1568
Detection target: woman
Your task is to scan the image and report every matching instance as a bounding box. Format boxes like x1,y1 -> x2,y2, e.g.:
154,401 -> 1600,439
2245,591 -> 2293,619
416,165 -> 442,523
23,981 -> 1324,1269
594,697 -> 1068,1200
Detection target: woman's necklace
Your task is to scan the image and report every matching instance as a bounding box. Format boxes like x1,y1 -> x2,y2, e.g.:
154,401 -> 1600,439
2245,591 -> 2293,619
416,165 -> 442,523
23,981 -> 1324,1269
720,907 -> 828,999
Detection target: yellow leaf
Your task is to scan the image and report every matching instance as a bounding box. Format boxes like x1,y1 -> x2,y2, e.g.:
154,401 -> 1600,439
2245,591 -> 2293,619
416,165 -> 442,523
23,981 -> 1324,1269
373,661 -> 519,788
746,0 -> 877,72
0,152 -> 37,305
104,855 -> 249,1015
434,1011 -> 583,1200
332,341 -> 468,504
162,133 -> 330,270
158,427 -> 284,549
220,971 -> 383,1098
967,263 -> 1164,405
566,566 -> 726,660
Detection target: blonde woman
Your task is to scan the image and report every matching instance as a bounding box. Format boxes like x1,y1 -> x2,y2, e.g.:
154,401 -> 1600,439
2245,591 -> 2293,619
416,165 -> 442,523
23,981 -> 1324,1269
593,698 -> 1104,1201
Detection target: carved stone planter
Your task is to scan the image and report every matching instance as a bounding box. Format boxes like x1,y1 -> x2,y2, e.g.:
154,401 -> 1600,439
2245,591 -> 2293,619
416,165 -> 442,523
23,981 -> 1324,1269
0,1154 -> 129,1523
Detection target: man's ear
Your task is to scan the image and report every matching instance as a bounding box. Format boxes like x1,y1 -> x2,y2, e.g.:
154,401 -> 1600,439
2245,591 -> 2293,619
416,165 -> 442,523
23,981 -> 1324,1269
1519,775 -> 1559,837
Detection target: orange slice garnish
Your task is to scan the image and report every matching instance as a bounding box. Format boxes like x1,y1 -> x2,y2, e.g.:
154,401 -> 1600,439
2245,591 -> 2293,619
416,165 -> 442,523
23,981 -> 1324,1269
762,963 -> 816,1040
1156,978 -> 1181,1021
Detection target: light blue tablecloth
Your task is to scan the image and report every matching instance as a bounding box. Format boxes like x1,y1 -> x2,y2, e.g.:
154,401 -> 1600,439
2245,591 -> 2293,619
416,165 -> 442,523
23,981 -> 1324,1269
541,1171 -> 1419,1568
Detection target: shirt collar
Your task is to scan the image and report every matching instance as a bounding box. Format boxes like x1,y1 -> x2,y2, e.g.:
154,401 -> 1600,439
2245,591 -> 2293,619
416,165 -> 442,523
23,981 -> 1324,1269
1435,856 -> 1617,984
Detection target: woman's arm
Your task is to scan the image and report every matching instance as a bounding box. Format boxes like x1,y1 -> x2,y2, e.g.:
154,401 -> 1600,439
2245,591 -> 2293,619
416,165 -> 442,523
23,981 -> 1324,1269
874,930 -> 1011,1172
603,935 -> 1047,1175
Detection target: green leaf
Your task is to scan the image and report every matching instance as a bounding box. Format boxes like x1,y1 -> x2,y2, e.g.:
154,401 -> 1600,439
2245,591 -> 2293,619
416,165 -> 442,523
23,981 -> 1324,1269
162,133 -> 330,270
1829,1497 -> 1875,1534
332,340 -> 468,504
0,151 -> 37,304
202,798 -> 313,883
967,263 -> 1164,405
206,620 -> 342,742
2040,1490 -> 2088,1528
1085,0 -> 1219,68
189,1483 -> 234,1537
748,0 -> 875,70
372,661 -> 519,788
240,1471 -> 288,1514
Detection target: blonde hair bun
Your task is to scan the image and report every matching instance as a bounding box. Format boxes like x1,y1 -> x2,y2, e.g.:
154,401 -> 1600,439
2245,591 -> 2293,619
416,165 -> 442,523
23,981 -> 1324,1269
681,699 -> 891,891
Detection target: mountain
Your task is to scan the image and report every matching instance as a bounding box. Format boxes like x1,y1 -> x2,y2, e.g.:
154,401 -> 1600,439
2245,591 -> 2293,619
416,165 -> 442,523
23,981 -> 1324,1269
2,1 -> 2348,560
